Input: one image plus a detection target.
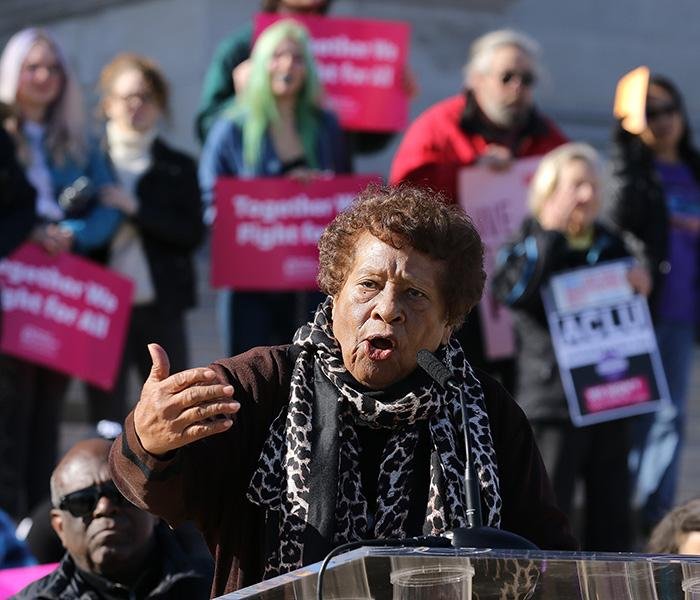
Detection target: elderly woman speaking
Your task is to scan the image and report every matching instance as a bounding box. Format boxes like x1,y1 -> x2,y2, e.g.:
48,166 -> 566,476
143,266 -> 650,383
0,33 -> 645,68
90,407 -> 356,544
110,184 -> 576,596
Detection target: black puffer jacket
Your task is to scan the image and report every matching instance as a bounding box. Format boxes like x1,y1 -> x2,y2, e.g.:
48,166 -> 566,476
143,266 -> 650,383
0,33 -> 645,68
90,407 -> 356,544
492,218 -> 641,421
605,126 -> 700,314
12,523 -> 211,599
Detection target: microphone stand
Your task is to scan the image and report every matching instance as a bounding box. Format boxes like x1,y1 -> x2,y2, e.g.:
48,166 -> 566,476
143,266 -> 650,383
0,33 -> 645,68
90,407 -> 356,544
445,377 -> 483,530
417,349 -> 537,551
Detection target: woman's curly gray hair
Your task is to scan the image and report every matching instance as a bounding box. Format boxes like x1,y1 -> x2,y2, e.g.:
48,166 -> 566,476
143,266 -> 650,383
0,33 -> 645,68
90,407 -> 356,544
318,183 -> 485,328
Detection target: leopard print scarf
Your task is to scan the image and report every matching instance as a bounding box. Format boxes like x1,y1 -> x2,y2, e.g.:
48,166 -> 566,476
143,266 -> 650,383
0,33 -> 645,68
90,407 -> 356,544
247,297 -> 502,578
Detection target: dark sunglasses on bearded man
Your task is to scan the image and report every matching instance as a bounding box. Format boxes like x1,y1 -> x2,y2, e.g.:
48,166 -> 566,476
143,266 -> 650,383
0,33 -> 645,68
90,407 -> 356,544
55,480 -> 133,518
499,69 -> 537,87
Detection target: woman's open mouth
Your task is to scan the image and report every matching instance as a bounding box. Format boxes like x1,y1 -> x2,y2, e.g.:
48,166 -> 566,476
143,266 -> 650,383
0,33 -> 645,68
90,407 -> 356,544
363,336 -> 395,361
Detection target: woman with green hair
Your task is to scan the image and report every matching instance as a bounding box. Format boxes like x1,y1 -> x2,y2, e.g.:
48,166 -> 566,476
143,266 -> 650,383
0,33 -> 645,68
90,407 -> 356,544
200,18 -> 351,355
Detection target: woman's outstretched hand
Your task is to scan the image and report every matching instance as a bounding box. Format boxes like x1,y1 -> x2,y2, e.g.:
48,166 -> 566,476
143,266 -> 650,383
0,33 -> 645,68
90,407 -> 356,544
133,343 -> 240,456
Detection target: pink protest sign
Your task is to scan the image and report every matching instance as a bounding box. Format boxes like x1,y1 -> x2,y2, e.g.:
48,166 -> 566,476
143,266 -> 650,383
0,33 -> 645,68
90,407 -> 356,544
0,563 -> 58,597
212,175 -> 378,290
584,376 -> 651,413
458,156 -> 542,360
255,13 -> 410,132
0,243 -> 133,390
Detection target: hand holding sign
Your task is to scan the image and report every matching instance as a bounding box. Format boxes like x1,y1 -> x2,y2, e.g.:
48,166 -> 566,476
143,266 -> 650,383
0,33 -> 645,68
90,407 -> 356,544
31,224 -> 73,255
134,344 -> 239,456
476,144 -> 514,172
286,167 -> 325,182
542,260 -> 669,426
627,264 -> 652,297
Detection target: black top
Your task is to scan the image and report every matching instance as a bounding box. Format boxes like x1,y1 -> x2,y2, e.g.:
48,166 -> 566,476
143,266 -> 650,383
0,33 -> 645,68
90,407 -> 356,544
349,368 -> 434,536
0,127 -> 36,259
129,137 -> 205,312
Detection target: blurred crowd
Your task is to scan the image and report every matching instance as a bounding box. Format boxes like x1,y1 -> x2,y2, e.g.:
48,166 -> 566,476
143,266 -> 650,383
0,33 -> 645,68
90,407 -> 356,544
1,0 -> 700,596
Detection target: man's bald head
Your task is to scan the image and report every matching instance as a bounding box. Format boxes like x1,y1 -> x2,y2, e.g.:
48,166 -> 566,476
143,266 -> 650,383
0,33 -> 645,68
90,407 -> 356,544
50,438 -> 156,583
50,438 -> 112,507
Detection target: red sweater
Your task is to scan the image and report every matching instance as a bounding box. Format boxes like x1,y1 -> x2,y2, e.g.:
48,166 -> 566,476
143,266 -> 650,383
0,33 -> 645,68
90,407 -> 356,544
390,94 -> 567,202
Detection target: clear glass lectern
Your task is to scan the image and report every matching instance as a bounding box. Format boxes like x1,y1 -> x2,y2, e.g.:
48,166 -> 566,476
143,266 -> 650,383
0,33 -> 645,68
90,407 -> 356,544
216,546 -> 700,600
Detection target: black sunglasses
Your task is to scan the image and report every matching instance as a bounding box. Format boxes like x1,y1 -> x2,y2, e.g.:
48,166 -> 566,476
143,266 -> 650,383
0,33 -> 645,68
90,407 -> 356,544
500,70 -> 537,87
56,481 -> 129,518
646,102 -> 679,121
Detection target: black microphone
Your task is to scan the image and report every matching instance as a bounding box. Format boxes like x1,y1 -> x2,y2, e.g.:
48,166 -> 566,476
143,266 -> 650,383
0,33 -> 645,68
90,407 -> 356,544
416,349 -> 538,552
416,348 -> 455,390
416,349 -> 483,529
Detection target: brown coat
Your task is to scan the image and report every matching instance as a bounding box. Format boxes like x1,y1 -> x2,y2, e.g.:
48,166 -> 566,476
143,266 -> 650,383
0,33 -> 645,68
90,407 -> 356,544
109,345 -> 577,597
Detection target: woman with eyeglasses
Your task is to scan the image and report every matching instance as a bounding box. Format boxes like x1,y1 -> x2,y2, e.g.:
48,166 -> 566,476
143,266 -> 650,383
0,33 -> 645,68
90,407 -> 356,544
607,72 -> 700,535
87,53 -> 204,426
199,19 -> 350,356
0,28 -> 122,519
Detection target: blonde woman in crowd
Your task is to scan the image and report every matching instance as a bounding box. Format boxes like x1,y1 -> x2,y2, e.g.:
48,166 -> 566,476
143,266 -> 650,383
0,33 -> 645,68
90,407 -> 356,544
493,142 -> 650,551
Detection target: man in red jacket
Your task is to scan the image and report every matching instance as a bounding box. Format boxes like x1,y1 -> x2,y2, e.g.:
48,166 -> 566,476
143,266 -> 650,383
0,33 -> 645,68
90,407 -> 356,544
390,29 -> 566,391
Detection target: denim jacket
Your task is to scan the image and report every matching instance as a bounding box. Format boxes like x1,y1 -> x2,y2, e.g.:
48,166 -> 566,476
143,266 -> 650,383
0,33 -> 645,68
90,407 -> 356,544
46,139 -> 122,255
198,108 -> 351,214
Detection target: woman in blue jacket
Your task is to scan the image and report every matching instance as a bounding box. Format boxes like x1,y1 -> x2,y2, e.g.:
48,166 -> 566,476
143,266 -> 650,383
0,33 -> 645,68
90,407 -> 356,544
0,28 -> 122,518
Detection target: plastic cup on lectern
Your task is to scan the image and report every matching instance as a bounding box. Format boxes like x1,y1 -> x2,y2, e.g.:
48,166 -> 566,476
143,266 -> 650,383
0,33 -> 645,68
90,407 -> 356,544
683,577 -> 700,600
390,565 -> 475,600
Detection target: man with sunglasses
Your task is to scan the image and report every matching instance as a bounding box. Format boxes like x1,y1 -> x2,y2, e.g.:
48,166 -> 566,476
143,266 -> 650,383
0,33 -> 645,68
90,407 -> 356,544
390,27 -> 565,212
390,28 -> 566,392
13,439 -> 211,599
